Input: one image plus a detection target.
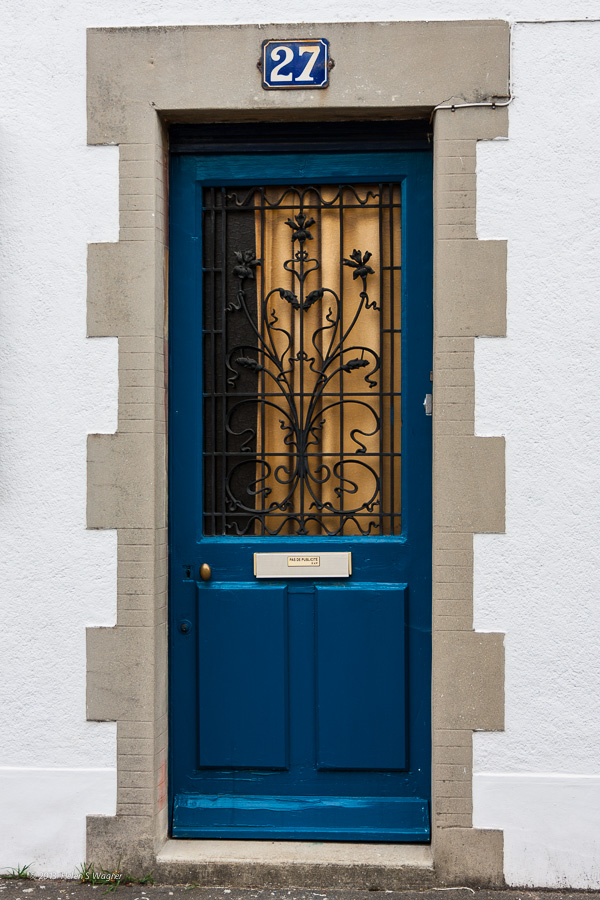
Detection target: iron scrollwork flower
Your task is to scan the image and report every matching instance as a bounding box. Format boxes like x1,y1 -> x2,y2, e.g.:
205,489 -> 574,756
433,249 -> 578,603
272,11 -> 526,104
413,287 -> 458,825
343,248 -> 375,280
232,249 -> 260,280
286,212 -> 315,243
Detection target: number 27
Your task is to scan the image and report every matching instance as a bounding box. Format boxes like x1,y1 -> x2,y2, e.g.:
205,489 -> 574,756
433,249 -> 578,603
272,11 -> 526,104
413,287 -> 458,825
270,45 -> 321,83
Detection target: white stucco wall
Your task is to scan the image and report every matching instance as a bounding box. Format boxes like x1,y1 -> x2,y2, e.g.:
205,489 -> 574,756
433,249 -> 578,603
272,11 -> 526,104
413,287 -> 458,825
473,19 -> 600,889
0,0 -> 599,886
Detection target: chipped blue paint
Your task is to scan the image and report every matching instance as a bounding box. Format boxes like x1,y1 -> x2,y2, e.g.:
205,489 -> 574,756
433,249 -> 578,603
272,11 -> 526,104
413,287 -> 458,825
169,147 -> 432,841
173,793 -> 430,841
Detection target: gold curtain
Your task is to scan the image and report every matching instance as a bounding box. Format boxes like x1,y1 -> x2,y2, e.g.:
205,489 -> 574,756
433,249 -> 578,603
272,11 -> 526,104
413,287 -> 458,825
253,185 -> 401,536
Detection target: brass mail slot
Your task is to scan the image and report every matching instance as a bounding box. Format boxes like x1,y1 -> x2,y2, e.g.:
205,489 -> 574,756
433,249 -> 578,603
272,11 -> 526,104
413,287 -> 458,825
254,552 -> 352,579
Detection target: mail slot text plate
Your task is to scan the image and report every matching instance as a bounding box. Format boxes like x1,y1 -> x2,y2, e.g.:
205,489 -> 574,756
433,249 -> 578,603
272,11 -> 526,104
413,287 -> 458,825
254,552 -> 351,578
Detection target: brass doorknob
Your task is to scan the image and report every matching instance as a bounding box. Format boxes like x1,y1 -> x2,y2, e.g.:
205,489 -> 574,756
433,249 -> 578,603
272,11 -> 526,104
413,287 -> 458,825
199,563 -> 212,581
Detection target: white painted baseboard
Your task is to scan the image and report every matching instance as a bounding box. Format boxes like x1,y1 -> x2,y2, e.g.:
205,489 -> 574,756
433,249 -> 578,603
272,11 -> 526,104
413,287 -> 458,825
0,768 -> 116,877
474,773 -> 600,888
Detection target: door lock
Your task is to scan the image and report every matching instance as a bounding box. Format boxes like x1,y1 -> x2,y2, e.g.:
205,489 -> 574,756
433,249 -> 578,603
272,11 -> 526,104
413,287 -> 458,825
199,563 -> 212,581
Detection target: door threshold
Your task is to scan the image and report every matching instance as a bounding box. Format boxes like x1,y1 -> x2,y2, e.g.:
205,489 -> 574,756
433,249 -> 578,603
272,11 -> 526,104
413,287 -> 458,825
155,839 -> 434,889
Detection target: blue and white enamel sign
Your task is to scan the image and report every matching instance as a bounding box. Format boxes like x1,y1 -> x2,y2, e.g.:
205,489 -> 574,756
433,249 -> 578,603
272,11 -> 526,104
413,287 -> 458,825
261,39 -> 330,90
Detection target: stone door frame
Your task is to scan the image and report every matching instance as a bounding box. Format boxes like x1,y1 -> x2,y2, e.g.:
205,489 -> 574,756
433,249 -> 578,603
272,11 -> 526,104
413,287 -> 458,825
86,20 -> 508,886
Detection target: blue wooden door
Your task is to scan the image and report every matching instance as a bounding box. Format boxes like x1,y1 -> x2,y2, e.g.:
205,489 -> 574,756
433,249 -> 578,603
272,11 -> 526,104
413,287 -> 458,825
169,149 -> 432,841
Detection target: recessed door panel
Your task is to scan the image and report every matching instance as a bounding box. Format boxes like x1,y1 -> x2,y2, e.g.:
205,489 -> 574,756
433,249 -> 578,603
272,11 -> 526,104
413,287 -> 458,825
315,584 -> 407,771
198,583 -> 288,769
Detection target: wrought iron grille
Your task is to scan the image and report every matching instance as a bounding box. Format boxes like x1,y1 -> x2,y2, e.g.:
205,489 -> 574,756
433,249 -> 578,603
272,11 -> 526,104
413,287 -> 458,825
201,184 -> 402,536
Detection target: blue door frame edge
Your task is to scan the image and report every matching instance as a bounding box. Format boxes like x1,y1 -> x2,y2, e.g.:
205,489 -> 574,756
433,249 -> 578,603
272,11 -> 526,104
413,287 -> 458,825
168,148 -> 433,841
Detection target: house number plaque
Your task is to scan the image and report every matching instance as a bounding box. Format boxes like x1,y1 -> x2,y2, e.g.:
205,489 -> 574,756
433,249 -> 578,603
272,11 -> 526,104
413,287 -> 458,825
260,38 -> 330,90
254,552 -> 351,578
